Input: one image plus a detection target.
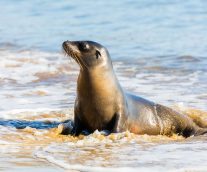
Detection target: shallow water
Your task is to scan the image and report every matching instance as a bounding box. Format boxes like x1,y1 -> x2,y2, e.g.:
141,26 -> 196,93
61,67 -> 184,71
0,0 -> 207,171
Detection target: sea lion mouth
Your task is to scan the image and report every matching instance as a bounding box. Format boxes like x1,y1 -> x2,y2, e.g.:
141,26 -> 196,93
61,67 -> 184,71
62,41 -> 79,59
62,41 -> 85,69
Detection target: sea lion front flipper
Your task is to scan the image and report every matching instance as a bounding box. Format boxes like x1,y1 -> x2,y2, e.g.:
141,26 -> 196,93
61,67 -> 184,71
58,120 -> 74,135
111,112 -> 127,133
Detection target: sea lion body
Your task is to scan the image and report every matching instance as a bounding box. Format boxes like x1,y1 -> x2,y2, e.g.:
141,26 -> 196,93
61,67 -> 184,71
62,40 -> 207,137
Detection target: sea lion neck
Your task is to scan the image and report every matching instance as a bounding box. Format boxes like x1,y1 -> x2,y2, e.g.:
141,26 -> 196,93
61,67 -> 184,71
77,66 -> 121,96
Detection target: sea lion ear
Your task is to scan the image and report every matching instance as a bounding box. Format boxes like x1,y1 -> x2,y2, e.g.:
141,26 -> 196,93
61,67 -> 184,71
95,50 -> 101,59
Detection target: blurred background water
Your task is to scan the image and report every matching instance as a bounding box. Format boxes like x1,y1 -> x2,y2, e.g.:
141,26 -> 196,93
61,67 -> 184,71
0,0 -> 207,171
1,0 -> 207,56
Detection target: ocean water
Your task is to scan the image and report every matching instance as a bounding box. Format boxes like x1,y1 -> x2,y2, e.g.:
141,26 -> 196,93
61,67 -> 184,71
0,0 -> 207,171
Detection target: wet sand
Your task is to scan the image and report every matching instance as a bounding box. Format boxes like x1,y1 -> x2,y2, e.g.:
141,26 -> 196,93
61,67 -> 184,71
0,107 -> 206,171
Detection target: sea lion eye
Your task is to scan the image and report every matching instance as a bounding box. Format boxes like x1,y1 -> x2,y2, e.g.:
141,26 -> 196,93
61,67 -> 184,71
78,42 -> 89,51
96,50 -> 101,59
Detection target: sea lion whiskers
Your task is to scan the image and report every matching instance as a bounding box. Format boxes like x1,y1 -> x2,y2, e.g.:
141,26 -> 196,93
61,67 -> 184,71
68,47 -> 89,70
62,48 -> 73,64
65,47 -> 84,70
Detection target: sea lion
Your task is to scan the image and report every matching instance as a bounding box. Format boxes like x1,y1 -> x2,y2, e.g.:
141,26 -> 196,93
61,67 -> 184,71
62,40 -> 207,137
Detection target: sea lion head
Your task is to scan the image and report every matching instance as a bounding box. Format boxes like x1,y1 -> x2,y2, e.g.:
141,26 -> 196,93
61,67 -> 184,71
62,41 -> 111,69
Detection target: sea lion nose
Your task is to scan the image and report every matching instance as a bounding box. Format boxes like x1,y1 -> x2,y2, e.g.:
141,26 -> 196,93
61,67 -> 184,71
62,40 -> 71,48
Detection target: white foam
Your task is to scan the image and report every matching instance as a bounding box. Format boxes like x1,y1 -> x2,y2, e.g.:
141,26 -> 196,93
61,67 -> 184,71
0,49 -> 74,84
0,108 -> 73,119
170,167 -> 207,172
114,62 -> 207,111
35,150 -> 138,172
